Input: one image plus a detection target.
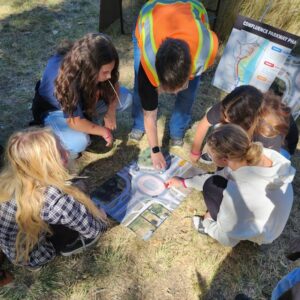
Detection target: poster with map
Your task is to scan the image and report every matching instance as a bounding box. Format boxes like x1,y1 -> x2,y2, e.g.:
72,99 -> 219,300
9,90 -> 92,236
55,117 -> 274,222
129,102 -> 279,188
91,154 -> 204,240
213,15 -> 298,93
272,51 -> 300,119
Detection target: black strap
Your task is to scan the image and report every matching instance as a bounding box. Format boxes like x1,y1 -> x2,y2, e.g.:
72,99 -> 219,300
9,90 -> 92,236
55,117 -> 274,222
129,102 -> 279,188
31,80 -> 58,125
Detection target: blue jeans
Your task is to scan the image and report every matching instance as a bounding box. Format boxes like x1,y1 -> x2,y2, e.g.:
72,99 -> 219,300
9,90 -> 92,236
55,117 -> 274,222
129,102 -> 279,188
280,148 -> 291,160
44,86 -> 132,156
131,32 -> 201,139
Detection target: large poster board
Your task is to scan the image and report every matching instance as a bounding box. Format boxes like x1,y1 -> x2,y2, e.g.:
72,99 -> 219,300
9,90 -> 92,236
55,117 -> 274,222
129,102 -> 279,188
213,15 -> 298,93
91,154 -> 204,240
272,52 -> 300,119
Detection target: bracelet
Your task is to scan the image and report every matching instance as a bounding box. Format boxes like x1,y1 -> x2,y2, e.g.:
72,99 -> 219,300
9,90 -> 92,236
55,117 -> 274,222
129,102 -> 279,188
104,128 -> 111,139
180,179 -> 187,188
190,150 -> 201,156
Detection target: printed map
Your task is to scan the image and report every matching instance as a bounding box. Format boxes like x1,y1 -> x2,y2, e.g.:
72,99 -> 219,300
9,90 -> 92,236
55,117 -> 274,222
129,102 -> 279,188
275,54 -> 300,119
91,154 -> 204,240
213,15 -> 298,93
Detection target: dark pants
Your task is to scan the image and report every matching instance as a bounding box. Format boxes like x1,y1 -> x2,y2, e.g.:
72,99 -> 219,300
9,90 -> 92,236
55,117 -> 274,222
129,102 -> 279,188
203,175 -> 228,221
47,225 -> 79,253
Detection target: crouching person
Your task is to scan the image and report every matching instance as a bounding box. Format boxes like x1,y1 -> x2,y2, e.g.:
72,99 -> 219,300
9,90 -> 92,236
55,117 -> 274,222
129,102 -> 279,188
0,127 -> 107,269
166,124 -> 295,247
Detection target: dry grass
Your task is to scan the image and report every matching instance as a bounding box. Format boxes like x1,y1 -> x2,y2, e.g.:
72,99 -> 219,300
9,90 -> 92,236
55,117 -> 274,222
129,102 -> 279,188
208,0 -> 300,41
0,1 -> 299,299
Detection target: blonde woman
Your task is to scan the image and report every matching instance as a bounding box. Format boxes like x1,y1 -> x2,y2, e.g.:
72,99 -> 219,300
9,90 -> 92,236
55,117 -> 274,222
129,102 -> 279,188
0,127 -> 107,268
166,124 -> 295,247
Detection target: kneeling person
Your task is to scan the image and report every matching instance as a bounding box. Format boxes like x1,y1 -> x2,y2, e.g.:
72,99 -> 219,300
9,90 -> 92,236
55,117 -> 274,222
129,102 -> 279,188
0,128 -> 107,268
166,124 -> 295,247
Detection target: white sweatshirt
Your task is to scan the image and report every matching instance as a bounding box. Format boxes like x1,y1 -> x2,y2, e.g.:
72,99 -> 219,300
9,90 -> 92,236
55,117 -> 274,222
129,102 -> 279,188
185,148 -> 295,247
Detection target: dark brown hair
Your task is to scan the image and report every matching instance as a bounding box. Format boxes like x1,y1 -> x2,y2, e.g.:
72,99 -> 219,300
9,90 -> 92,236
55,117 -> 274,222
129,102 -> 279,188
155,38 -> 191,91
55,33 -> 119,117
221,85 -> 263,138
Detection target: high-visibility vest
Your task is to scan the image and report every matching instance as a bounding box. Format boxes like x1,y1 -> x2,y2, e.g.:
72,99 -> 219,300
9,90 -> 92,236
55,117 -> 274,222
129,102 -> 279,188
135,0 -> 218,87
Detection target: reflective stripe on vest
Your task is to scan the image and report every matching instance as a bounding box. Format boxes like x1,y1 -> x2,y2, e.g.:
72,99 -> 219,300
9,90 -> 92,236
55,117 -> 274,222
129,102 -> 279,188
135,0 -> 218,87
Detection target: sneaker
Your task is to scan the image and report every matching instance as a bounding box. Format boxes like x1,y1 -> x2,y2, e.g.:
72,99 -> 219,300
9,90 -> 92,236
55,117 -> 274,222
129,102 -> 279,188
60,235 -> 101,256
199,152 -> 213,164
192,215 -> 207,235
170,138 -> 184,148
128,129 -> 144,143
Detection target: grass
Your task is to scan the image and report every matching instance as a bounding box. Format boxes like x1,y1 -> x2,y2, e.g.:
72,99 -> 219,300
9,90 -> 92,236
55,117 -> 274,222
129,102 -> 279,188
0,0 -> 299,299
202,0 -> 300,41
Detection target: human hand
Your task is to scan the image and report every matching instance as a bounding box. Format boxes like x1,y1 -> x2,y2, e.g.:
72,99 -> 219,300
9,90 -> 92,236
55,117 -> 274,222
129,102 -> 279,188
99,207 -> 107,219
204,211 -> 212,220
151,151 -> 167,171
100,127 -> 113,146
190,150 -> 201,163
104,112 -> 117,131
165,177 -> 185,188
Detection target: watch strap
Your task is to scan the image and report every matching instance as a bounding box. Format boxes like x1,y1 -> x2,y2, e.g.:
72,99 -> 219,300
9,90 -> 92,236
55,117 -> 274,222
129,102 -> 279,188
152,146 -> 160,153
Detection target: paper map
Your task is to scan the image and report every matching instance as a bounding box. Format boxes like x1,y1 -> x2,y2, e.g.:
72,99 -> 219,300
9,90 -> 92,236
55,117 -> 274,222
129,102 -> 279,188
91,154 -> 204,240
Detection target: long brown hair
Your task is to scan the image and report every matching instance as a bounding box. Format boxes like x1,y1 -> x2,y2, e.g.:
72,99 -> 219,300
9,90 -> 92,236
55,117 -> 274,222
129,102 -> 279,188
256,91 -> 291,138
221,85 -> 263,138
55,33 -> 119,118
207,124 -> 263,166
0,127 -> 106,263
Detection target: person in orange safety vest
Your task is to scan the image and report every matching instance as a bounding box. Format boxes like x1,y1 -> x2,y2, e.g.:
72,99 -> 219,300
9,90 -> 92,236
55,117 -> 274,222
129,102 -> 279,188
129,0 -> 218,170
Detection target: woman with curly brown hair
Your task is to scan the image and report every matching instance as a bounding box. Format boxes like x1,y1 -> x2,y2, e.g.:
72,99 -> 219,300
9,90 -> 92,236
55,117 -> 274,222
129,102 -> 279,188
32,33 -> 132,158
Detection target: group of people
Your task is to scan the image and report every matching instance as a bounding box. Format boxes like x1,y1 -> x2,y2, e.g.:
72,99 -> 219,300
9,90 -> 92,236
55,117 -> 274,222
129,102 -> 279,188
0,1 -> 299,296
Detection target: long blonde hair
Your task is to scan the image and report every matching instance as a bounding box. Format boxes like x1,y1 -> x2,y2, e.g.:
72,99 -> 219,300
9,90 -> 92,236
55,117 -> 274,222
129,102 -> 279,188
207,124 -> 263,166
0,127 -> 106,263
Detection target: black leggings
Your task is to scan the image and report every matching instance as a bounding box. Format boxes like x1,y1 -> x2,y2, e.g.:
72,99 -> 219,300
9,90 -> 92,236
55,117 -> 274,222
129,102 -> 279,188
47,225 -> 79,253
203,175 -> 228,221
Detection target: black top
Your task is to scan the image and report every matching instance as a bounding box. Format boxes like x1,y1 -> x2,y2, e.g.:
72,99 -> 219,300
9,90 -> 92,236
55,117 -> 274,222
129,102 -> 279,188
138,63 -> 158,111
206,102 -> 299,154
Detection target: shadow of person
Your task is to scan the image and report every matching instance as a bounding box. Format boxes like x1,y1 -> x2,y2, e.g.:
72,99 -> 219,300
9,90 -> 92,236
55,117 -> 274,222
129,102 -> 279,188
195,242 -> 270,300
79,140 -> 140,192
77,141 -> 140,230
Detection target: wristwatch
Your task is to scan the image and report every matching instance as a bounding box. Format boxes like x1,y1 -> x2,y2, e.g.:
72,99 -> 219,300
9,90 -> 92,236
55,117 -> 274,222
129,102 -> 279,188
152,146 -> 160,153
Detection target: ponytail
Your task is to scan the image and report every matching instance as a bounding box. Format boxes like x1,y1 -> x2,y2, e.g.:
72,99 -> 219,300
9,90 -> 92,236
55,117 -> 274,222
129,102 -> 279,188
244,142 -> 263,165
207,124 -> 263,166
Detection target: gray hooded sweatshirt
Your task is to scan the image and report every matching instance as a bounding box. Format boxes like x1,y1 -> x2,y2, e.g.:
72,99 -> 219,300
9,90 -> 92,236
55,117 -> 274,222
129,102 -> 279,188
185,148 -> 295,247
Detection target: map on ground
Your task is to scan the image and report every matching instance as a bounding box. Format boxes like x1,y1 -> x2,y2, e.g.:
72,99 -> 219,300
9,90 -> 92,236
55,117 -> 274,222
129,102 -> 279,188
91,154 -> 204,240
213,15 -> 298,93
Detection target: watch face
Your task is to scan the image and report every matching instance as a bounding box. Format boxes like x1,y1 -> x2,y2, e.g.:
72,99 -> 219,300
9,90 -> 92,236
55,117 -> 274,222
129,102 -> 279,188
152,146 -> 160,153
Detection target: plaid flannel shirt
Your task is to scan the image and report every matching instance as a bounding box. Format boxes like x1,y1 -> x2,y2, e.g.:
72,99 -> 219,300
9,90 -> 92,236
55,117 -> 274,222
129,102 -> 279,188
0,186 -> 107,267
